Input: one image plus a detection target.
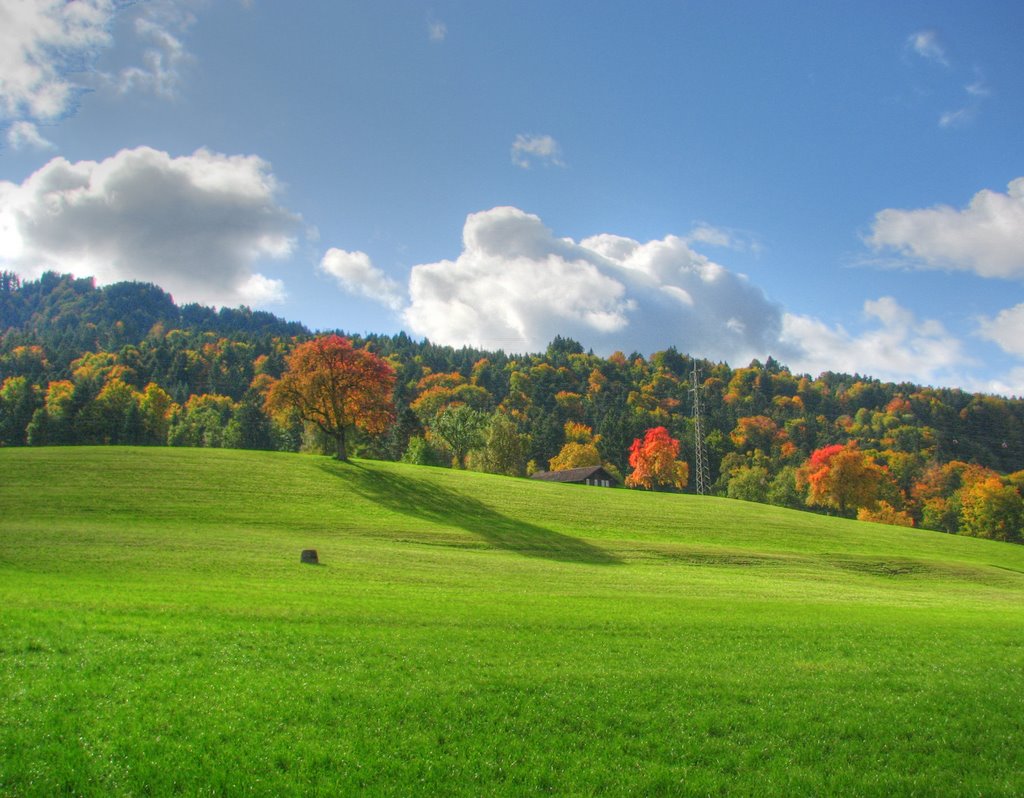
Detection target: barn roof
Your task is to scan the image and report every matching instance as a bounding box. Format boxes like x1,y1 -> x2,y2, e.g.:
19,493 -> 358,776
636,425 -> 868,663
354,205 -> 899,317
529,465 -> 615,484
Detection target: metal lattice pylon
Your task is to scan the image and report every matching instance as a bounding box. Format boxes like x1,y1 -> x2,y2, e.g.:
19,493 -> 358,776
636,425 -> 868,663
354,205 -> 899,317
691,363 -> 710,495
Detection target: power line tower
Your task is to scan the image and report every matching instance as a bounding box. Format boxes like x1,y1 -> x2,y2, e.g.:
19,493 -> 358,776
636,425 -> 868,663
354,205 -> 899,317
690,362 -> 710,495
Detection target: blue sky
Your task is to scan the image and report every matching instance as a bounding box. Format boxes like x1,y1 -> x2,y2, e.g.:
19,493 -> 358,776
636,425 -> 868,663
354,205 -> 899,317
1,1 -> 1023,394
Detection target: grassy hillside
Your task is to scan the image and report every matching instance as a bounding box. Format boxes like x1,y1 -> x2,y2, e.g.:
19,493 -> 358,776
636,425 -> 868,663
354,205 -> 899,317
2,447 -> 1024,796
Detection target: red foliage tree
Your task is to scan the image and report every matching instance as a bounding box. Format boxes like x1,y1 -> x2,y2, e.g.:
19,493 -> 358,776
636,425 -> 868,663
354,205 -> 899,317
626,426 -> 689,491
265,335 -> 394,460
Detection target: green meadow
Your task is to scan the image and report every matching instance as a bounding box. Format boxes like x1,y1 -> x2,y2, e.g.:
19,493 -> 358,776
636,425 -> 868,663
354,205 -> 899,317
2,447 -> 1024,796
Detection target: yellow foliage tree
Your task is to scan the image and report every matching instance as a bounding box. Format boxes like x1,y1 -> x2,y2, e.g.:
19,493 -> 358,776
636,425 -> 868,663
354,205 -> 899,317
857,501 -> 914,527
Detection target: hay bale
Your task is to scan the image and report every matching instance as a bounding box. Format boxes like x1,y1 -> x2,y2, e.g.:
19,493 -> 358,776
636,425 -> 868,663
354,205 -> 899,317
300,549 -> 319,565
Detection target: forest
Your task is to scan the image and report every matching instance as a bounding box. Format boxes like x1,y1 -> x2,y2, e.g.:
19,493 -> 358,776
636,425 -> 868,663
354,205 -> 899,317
2,271 -> 1024,542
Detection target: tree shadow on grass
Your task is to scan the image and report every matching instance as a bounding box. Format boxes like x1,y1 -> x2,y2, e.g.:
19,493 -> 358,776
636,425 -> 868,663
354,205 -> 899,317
324,462 -> 621,566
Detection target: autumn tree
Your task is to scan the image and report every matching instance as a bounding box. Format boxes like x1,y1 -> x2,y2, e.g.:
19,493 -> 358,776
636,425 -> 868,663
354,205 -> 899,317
626,426 -> 689,491
26,380 -> 74,445
857,501 -> 914,527
410,371 -> 491,420
549,442 -> 602,471
139,383 -> 175,445
729,415 -> 780,454
959,476 -> 1023,543
264,335 -> 395,461
548,422 -> 602,471
93,378 -> 141,444
797,442 -> 886,516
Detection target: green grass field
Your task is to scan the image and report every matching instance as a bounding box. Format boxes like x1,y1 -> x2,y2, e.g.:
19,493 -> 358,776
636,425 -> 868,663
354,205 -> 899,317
2,447 -> 1024,796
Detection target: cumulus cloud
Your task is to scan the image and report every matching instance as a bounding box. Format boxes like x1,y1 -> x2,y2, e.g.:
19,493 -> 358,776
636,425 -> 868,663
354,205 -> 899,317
867,178 -> 1024,279
396,206 -> 782,360
907,29 -> 948,66
780,297 -> 971,386
319,248 -> 404,311
511,134 -> 565,169
978,304 -> 1024,357
0,146 -> 301,307
317,206 -> 983,386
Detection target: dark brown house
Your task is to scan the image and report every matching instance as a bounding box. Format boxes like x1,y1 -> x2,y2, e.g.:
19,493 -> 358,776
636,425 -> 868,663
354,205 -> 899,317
529,465 -> 617,487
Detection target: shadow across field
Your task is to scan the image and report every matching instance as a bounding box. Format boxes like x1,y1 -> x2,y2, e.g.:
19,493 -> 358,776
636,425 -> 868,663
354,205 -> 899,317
326,463 -> 621,566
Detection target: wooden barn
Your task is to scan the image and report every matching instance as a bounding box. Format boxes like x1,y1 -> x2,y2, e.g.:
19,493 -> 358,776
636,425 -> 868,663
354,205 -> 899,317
529,465 -> 617,487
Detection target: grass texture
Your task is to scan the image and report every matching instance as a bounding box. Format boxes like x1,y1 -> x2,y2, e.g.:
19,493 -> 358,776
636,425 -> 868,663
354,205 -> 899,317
2,447 -> 1024,796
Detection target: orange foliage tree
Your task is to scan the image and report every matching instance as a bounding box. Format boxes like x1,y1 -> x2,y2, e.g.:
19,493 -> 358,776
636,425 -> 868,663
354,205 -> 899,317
410,371 -> 491,421
730,415 -> 781,453
626,427 -> 689,491
265,335 -> 394,460
797,442 -> 886,516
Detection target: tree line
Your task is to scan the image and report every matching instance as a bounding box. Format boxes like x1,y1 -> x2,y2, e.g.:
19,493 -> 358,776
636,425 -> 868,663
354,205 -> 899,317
3,271 -> 1024,543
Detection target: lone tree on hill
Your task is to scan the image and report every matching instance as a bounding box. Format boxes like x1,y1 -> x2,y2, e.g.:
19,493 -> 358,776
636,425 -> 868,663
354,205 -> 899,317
265,335 -> 395,460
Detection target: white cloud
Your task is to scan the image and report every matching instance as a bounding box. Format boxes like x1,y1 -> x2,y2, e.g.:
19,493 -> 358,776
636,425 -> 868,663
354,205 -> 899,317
428,20 -> 447,42
5,121 -> 55,151
966,78 -> 992,98
938,107 -> 974,128
0,0 -> 201,141
0,0 -> 115,122
939,74 -> 992,129
398,206 -> 782,360
978,304 -> 1024,357
867,178 -> 1024,279
318,208 -> 979,387
907,30 -> 948,66
511,134 -> 565,169
780,297 -> 972,386
975,368 -> 1024,399
686,223 -> 733,248
319,248 -> 403,311
686,222 -> 762,254
903,29 -> 994,127
115,9 -> 195,98
0,146 -> 301,308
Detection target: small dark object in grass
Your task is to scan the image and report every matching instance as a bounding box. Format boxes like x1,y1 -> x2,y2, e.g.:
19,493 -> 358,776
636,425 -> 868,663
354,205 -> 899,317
300,549 -> 319,565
